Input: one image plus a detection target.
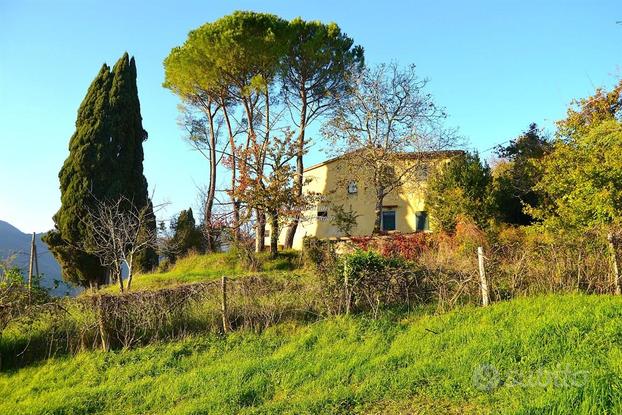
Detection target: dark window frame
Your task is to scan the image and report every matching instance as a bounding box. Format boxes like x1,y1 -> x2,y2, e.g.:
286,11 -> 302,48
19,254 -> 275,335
415,211 -> 429,231
381,209 -> 397,232
317,210 -> 328,221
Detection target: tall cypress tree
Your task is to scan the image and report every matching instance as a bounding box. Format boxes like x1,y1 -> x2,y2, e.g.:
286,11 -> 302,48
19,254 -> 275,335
44,64 -> 113,288
44,53 -> 157,288
108,53 -> 158,272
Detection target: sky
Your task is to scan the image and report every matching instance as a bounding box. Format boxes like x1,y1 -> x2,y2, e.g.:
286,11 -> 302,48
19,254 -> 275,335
0,0 -> 620,233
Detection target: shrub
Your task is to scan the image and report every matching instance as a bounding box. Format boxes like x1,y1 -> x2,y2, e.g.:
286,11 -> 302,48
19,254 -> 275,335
302,237 -> 337,273
337,250 -> 423,317
165,208 -> 206,263
81,283 -> 222,350
225,275 -> 321,331
329,204 -> 359,236
157,257 -> 172,273
231,240 -> 262,272
0,272 -> 327,369
0,261 -> 52,369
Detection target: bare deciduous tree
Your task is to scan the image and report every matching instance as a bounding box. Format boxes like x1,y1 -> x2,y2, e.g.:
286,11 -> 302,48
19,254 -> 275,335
322,63 -> 461,233
81,196 -> 161,292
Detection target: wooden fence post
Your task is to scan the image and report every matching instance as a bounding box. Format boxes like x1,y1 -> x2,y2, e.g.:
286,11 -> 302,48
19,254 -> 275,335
28,233 -> 35,301
221,276 -> 228,333
97,296 -> 109,352
607,233 -> 621,295
344,267 -> 351,315
477,247 -> 490,306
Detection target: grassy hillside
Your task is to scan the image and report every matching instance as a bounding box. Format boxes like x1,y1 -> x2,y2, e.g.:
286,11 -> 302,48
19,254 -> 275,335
2,294 -> 622,414
108,251 -> 302,292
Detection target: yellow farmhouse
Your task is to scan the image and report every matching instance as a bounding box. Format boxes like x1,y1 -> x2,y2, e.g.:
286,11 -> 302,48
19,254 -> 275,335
269,150 -> 463,250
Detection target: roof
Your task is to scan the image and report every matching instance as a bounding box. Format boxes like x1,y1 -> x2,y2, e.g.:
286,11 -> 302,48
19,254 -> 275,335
303,149 -> 465,172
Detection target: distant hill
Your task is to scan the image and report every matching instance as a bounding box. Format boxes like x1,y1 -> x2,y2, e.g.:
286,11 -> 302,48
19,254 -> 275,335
0,220 -> 79,296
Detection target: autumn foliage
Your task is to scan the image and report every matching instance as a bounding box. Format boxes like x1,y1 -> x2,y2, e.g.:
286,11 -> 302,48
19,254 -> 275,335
349,233 -> 431,260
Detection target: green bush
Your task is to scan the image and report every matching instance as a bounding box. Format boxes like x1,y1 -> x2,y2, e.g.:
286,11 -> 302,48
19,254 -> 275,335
337,250 -> 422,316
426,152 -> 494,232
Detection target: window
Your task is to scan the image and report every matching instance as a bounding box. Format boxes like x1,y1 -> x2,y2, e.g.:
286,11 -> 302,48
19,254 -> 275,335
347,180 -> 358,194
381,209 -> 396,231
415,211 -> 429,231
317,210 -> 328,221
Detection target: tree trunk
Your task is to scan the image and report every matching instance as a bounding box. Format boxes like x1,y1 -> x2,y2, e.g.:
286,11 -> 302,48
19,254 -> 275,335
254,93 -> 271,254
255,209 -> 266,253
373,190 -> 384,234
608,233 -> 621,295
117,264 -> 125,293
270,211 -> 279,258
477,246 -> 490,306
97,296 -> 109,351
243,98 -> 262,253
232,201 -> 240,243
204,108 -> 218,252
126,261 -> 133,292
222,104 -> 240,243
283,95 -> 308,249
221,276 -> 228,333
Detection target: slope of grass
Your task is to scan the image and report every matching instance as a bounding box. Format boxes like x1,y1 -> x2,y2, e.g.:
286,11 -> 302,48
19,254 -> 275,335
2,294 -> 622,414
109,250 -> 302,292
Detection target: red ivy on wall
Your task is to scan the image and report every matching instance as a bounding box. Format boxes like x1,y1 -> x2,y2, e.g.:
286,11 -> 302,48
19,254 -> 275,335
349,233 -> 431,260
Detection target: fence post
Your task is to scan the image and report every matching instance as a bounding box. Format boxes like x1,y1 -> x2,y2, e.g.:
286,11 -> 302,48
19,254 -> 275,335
97,296 -> 109,351
344,268 -> 351,315
221,276 -> 229,333
28,232 -> 35,303
607,233 -> 621,295
477,247 -> 490,306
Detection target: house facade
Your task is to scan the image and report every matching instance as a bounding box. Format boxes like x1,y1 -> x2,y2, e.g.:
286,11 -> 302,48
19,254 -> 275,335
269,150 -> 463,250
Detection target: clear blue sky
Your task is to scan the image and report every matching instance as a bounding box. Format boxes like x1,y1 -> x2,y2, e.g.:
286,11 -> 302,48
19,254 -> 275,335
1,0 -> 620,233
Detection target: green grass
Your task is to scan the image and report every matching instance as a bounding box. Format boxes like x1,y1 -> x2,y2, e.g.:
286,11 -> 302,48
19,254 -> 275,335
2,294 -> 622,414
107,250 -> 303,292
